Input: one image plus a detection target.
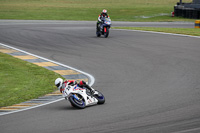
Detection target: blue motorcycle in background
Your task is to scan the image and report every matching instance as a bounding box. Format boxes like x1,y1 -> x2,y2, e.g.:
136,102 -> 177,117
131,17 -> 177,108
96,17 -> 111,38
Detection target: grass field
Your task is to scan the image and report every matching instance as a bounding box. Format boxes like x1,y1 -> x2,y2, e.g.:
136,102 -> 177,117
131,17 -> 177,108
112,27 -> 200,36
0,0 -> 193,21
0,52 -> 62,107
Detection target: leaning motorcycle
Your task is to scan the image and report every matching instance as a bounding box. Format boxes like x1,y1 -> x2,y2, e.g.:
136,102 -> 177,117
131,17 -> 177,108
96,17 -> 111,38
62,83 -> 105,109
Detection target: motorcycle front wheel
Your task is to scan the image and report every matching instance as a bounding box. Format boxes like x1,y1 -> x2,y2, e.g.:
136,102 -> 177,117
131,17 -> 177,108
104,27 -> 109,38
69,95 -> 85,109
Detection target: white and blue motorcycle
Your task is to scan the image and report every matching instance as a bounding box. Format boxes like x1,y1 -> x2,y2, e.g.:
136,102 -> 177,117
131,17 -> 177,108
62,83 -> 105,109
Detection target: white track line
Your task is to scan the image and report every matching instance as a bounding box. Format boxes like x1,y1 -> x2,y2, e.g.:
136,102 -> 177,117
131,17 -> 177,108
113,29 -> 200,39
172,127 -> 200,133
0,42 -> 95,116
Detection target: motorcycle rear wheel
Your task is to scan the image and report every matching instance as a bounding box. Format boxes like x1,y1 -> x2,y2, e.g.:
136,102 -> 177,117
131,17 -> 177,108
96,31 -> 101,37
93,90 -> 105,104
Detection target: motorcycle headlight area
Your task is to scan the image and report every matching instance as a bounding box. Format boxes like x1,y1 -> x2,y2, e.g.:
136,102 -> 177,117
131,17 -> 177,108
105,22 -> 111,25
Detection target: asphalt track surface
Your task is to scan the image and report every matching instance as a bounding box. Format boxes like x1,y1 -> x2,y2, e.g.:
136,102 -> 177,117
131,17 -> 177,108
1,20 -> 200,133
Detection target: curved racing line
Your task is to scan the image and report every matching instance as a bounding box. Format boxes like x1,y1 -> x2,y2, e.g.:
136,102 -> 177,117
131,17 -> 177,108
0,42 -> 95,116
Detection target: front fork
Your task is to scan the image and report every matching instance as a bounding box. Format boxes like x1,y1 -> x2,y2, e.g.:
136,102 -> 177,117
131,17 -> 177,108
73,94 -> 83,101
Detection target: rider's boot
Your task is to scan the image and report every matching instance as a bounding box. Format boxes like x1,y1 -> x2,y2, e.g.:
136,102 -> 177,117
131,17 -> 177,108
97,23 -> 100,32
85,85 -> 95,95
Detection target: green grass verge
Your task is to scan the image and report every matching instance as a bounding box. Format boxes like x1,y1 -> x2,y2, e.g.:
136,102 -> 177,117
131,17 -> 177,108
112,27 -> 200,36
0,52 -> 62,107
0,0 -> 194,22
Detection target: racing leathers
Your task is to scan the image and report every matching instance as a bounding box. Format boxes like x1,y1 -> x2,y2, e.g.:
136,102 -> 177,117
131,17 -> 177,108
60,80 -> 95,94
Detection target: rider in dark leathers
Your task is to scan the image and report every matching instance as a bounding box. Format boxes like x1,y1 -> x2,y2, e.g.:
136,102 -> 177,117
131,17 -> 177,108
97,9 -> 110,31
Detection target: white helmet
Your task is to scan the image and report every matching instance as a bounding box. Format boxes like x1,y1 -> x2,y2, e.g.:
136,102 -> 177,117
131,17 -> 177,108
102,9 -> 107,14
55,78 -> 63,89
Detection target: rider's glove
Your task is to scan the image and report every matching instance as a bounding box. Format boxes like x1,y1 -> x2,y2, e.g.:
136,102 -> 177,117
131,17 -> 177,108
73,81 -> 77,85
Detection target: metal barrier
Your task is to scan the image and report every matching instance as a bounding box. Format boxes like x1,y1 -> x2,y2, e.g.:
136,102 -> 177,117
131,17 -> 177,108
174,8 -> 200,19
174,1 -> 200,19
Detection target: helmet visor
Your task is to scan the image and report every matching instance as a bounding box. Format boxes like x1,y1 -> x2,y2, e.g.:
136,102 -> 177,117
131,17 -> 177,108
56,82 -> 61,88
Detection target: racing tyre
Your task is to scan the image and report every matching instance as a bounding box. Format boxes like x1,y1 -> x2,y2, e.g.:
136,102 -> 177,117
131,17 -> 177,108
96,31 -> 101,37
69,95 -> 85,109
93,90 -> 105,104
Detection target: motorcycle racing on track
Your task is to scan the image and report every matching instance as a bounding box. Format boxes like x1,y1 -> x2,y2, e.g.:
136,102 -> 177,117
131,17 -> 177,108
55,78 -> 105,109
63,83 -> 105,109
96,9 -> 112,38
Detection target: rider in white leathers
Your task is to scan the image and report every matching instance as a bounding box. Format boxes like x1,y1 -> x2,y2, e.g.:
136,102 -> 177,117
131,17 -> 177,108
55,78 -> 95,94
